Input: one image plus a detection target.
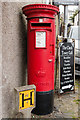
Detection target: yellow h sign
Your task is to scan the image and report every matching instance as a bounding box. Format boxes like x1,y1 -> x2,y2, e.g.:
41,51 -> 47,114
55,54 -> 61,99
19,89 -> 34,110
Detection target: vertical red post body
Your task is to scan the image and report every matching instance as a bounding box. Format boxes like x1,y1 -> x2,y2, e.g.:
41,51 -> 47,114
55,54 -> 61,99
22,4 -> 59,115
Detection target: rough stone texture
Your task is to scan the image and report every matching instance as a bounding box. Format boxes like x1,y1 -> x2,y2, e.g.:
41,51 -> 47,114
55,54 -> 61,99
2,0 -> 43,2
0,2 -> 2,120
2,2 -> 27,118
79,2 -> 80,26
1,1 -> 43,118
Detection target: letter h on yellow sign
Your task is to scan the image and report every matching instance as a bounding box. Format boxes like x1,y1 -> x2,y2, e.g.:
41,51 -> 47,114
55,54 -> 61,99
19,89 -> 35,110
15,85 -> 36,113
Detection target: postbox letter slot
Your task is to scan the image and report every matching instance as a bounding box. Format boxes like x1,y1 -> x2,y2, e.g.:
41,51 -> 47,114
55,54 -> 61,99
30,23 -> 51,30
31,23 -> 51,27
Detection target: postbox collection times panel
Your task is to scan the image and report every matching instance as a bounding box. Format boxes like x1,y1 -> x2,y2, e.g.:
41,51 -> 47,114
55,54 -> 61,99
35,31 -> 46,48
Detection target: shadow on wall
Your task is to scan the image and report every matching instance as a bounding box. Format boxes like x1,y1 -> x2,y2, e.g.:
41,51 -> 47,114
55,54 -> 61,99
19,11 -> 27,86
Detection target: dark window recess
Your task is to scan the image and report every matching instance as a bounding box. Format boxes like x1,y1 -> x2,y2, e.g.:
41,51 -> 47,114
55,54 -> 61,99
75,64 -> 80,71
31,23 -> 51,27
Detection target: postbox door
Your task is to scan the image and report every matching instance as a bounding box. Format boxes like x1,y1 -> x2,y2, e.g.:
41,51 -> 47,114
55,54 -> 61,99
34,30 -> 54,91
28,21 -> 55,91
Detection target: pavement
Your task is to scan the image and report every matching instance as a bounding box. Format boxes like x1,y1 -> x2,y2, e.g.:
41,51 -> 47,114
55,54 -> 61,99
31,78 -> 80,119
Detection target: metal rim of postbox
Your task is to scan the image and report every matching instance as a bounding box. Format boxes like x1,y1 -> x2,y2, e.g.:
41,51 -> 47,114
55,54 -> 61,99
22,4 -> 59,19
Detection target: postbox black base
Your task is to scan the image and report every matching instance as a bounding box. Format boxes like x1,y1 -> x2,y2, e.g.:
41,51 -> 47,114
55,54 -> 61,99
31,90 -> 54,115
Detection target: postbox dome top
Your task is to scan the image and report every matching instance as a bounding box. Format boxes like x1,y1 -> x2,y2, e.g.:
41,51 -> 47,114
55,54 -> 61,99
22,4 -> 59,19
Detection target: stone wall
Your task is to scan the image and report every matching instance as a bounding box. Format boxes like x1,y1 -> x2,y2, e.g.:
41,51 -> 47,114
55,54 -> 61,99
79,2 -> 80,26
0,2 -> 2,120
1,0 -> 46,118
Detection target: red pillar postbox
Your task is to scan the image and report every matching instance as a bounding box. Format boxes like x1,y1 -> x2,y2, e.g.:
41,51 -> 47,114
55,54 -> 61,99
22,4 -> 59,115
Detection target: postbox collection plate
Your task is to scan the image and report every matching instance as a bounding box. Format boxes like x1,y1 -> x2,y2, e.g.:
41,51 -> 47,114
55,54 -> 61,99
35,31 -> 46,48
19,89 -> 34,110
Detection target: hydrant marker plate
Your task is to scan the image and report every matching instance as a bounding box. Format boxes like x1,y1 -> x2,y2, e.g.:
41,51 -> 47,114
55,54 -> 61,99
19,89 -> 35,110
